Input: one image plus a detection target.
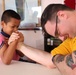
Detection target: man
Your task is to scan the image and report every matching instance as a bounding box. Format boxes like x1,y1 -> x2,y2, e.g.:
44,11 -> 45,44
16,4 -> 76,75
41,4 -> 76,75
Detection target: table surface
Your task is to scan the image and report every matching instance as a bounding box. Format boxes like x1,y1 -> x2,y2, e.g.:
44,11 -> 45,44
0,60 -> 61,75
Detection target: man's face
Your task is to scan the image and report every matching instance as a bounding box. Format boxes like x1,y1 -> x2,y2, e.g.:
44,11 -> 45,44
1,18 -> 20,35
45,21 -> 66,41
44,19 -> 70,41
44,10 -> 76,40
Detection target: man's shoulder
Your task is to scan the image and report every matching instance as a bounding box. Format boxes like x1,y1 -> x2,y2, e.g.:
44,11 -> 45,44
62,37 -> 74,44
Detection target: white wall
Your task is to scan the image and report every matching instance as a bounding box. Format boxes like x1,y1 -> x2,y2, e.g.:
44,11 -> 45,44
5,0 -> 17,11
0,0 -> 3,30
19,30 -> 44,50
22,0 -> 64,50
41,0 -> 64,12
0,0 -> 64,50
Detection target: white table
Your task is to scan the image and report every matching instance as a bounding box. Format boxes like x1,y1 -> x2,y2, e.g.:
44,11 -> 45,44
0,60 -> 61,75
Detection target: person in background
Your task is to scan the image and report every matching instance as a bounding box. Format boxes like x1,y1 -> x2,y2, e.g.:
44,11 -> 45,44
0,9 -> 24,65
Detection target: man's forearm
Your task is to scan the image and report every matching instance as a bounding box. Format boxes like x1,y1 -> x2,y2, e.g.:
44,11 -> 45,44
17,42 -> 55,68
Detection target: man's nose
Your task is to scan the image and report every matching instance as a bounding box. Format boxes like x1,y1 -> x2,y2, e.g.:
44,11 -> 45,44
58,36 -> 67,41
58,36 -> 64,41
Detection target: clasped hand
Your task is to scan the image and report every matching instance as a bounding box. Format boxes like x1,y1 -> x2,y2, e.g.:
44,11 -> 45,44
8,31 -> 24,45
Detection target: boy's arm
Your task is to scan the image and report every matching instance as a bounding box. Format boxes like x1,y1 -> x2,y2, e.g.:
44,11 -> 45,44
0,32 -> 20,65
17,42 -> 56,68
8,32 -> 25,57
0,40 -> 18,65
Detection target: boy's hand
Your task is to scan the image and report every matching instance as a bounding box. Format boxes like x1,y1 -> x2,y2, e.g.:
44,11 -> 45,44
8,32 -> 20,45
8,31 -> 24,45
18,32 -> 24,42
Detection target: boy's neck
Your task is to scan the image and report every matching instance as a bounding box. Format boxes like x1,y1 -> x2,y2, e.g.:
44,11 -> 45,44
1,29 -> 10,38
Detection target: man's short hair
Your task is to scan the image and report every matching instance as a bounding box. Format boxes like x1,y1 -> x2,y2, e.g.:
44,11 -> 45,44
41,4 -> 74,34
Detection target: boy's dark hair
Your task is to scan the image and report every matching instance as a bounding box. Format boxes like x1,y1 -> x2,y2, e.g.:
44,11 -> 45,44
41,4 -> 74,34
1,9 -> 21,23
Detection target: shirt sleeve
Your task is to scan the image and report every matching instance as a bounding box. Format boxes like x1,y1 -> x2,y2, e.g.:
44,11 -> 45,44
72,37 -> 76,52
51,38 -> 72,56
0,34 -> 5,48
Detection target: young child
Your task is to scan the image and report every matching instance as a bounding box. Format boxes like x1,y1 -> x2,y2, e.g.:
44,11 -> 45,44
0,9 -> 24,65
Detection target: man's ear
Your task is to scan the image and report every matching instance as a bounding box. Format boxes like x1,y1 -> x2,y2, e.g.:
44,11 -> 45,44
57,11 -> 68,19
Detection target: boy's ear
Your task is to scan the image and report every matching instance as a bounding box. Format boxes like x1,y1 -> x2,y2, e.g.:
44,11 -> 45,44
1,21 -> 5,28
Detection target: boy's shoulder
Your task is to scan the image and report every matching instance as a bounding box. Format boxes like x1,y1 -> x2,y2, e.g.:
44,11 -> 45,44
0,33 -> 5,48
0,33 -> 5,40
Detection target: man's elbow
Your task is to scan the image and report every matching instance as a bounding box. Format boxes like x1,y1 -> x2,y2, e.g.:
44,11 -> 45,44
45,64 -> 56,69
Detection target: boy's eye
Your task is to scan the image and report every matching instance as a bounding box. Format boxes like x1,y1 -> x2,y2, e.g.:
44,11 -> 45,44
11,26 -> 15,28
17,26 -> 19,28
11,25 -> 19,29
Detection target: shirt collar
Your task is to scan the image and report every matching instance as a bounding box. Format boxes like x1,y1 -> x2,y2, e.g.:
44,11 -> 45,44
1,29 -> 10,38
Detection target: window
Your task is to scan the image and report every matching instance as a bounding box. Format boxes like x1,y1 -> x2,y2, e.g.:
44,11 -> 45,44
3,0 -> 41,29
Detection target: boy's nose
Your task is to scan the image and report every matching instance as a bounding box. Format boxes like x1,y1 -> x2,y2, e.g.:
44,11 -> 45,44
14,28 -> 18,31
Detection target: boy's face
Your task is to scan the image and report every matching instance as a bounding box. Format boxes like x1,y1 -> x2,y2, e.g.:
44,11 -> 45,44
1,18 -> 20,35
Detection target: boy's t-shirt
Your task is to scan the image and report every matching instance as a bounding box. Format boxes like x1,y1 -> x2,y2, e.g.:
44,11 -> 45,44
0,34 -> 5,48
0,33 -> 20,60
51,37 -> 76,56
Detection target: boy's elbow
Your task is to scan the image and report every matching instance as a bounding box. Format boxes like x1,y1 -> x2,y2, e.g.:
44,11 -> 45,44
1,56 -> 11,65
2,59 -> 11,65
3,61 -> 11,65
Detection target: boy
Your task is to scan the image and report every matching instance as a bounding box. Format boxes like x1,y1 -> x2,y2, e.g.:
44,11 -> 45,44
0,9 -> 24,65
